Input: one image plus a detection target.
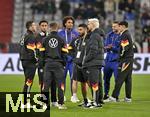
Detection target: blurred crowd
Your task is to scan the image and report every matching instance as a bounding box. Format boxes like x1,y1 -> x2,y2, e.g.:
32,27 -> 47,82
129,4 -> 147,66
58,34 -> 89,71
23,0 -> 150,52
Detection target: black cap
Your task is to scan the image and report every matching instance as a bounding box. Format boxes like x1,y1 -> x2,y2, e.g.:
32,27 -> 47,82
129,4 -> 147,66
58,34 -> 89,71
119,21 -> 128,28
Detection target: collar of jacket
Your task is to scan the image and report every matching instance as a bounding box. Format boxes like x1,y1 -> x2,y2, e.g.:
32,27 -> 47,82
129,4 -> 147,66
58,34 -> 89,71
27,30 -> 34,34
92,28 -> 101,33
39,31 -> 48,36
120,29 -> 128,35
50,31 -> 57,34
63,28 -> 74,32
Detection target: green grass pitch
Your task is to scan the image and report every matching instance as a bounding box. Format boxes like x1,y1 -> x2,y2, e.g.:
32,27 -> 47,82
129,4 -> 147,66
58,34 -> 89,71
0,74 -> 150,117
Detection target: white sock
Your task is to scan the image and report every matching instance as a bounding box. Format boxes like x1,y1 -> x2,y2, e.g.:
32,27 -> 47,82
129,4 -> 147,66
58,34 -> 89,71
73,93 -> 77,97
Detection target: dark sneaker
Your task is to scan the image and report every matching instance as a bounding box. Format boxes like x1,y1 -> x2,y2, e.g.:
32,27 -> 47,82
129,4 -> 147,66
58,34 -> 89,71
78,98 -> 90,107
103,95 -> 109,102
89,102 -> 102,109
103,95 -> 109,100
46,105 -> 50,110
83,102 -> 92,108
99,100 -> 105,104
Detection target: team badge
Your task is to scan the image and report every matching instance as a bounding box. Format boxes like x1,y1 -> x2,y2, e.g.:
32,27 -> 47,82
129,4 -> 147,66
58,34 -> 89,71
48,38 -> 58,48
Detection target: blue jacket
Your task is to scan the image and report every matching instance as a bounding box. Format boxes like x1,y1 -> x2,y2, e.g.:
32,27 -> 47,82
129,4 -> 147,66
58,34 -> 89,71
58,28 -> 79,62
104,31 -> 120,62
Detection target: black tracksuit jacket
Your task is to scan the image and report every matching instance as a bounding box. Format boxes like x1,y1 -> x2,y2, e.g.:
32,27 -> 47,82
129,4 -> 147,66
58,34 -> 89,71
82,28 -> 105,68
19,30 -> 36,61
119,30 -> 134,61
40,31 -> 67,67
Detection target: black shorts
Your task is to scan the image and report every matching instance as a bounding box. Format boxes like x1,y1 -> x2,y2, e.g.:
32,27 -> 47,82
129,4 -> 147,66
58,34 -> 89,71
72,64 -> 87,82
85,66 -> 101,84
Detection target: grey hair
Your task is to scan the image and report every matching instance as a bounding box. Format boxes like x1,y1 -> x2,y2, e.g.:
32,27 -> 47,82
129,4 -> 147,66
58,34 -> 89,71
88,18 -> 99,28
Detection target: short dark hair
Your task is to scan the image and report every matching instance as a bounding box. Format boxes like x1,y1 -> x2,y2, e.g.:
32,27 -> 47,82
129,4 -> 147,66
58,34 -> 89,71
39,20 -> 48,25
113,21 -> 119,24
49,22 -> 58,29
78,24 -> 88,29
119,21 -> 128,27
26,21 -> 34,30
62,16 -> 75,27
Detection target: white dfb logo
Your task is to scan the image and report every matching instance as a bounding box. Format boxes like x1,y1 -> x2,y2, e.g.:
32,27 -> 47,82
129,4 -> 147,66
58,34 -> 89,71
48,38 -> 58,48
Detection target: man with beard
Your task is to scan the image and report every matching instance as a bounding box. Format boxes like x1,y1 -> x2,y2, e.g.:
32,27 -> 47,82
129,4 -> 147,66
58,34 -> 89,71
19,21 -> 37,107
36,20 -> 58,106
109,21 -> 134,102
69,24 -> 91,105
103,21 -> 120,102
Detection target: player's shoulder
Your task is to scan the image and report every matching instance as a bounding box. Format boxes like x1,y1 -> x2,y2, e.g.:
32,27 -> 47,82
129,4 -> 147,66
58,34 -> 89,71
107,31 -> 114,36
71,29 -> 79,38
58,28 -> 65,33
123,30 -> 130,35
57,29 -> 66,38
72,29 -> 78,34
72,37 -> 79,42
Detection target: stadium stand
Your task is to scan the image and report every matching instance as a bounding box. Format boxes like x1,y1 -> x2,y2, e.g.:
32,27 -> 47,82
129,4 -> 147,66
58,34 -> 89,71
0,0 -> 14,53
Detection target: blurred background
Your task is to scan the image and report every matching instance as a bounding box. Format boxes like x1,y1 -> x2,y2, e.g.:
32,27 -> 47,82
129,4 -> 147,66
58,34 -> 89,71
0,0 -> 150,53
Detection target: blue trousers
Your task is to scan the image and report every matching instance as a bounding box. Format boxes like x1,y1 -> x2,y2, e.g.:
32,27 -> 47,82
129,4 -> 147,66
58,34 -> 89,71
64,61 -> 73,79
64,61 -> 73,94
103,61 -> 118,96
